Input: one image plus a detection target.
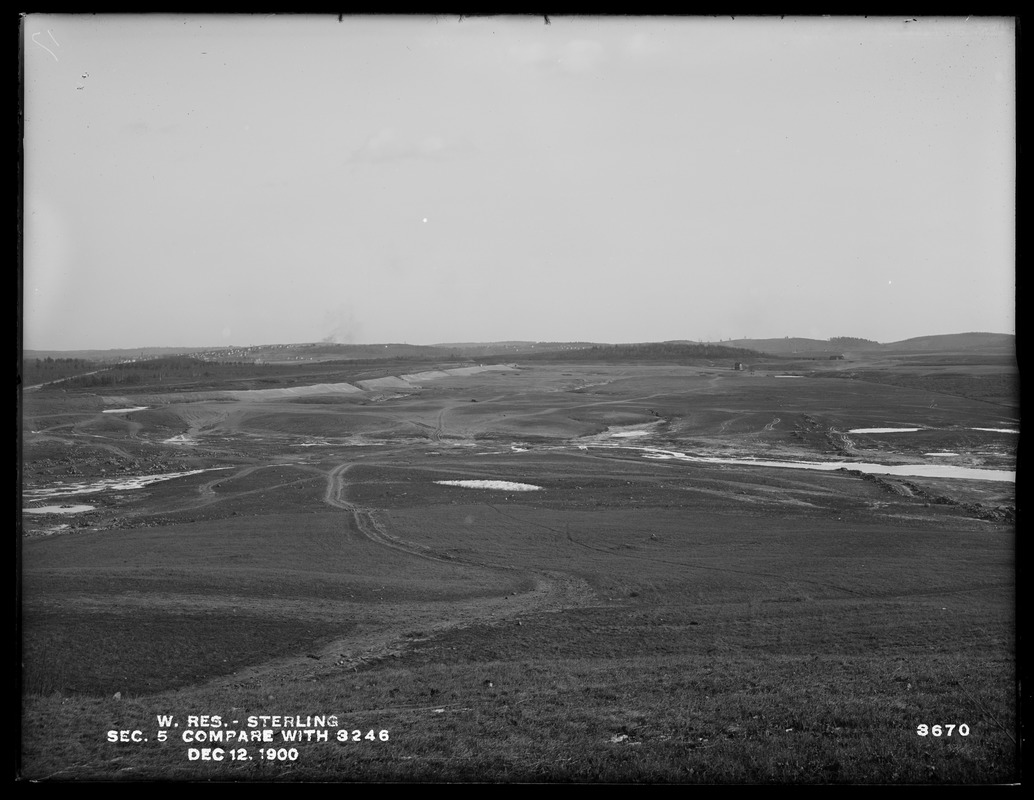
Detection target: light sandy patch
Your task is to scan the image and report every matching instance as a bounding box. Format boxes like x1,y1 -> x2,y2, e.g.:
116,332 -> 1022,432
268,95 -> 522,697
400,370 -> 453,382
356,376 -> 416,391
577,421 -> 664,443
225,382 -> 363,400
442,365 -> 517,377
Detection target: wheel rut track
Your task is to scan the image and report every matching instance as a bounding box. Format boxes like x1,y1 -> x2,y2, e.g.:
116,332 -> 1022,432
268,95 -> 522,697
190,462 -> 599,693
324,463 -> 461,566
325,462 -> 589,586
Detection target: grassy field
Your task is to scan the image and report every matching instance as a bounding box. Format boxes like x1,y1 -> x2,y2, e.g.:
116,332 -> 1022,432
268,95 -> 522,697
19,353 -> 1018,783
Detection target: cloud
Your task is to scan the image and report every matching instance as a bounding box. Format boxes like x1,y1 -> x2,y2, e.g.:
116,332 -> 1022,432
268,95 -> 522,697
121,116 -> 184,135
559,39 -> 605,73
621,31 -> 665,59
507,42 -> 549,67
347,128 -> 475,164
505,38 -> 607,75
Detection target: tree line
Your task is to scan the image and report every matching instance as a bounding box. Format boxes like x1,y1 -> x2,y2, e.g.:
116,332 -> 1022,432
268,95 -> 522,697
522,342 -> 764,363
22,357 -> 97,386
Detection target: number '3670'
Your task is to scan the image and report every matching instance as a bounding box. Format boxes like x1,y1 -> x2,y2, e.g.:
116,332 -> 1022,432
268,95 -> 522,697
917,724 -> 970,736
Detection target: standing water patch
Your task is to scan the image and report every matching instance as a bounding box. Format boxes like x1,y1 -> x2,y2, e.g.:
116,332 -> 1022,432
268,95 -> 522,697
25,504 -> 95,515
848,427 -> 922,434
434,480 -> 542,491
24,468 -> 233,501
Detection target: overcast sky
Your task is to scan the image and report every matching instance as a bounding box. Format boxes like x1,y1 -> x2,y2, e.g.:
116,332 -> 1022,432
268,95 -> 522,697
22,14 -> 1015,350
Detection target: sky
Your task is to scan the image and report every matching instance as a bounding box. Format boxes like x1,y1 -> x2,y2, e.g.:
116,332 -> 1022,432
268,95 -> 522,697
22,14 -> 1015,350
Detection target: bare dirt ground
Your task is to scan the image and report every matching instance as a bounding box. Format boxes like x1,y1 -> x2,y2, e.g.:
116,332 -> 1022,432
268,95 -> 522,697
19,356 -> 1018,782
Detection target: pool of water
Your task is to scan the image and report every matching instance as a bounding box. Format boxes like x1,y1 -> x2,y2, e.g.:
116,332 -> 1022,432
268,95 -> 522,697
24,504 -> 95,515
24,467 -> 233,500
636,447 -> 1014,483
434,480 -> 542,491
848,427 -> 922,434
848,426 -> 1018,435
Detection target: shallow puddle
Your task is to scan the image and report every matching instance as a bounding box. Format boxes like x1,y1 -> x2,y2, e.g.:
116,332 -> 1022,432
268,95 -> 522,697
24,504 -> 95,514
434,480 -> 542,491
848,426 -> 1018,435
636,447 -> 1014,483
163,434 -> 196,445
24,468 -> 233,500
848,427 -> 922,434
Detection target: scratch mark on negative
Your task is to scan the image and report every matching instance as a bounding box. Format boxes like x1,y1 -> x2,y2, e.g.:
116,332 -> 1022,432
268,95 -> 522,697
32,31 -> 59,62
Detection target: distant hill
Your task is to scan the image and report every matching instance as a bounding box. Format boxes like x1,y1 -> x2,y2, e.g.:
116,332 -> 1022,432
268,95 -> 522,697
881,332 -> 1015,353
23,333 -> 1014,365
432,341 -> 597,357
24,343 -> 456,365
722,338 -> 875,356
23,346 -> 212,363
723,332 -> 1014,356
521,342 -> 765,363
248,343 -> 454,362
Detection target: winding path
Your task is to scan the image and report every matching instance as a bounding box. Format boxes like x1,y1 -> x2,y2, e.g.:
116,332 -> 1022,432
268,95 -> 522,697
191,460 -> 599,692
323,462 -> 455,564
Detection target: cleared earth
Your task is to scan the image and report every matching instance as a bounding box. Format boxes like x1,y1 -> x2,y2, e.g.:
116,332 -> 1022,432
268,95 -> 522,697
19,355 -> 1017,782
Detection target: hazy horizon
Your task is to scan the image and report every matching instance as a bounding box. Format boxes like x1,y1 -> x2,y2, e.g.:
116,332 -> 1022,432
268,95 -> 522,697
23,15 -> 1015,351
20,329 -> 1016,355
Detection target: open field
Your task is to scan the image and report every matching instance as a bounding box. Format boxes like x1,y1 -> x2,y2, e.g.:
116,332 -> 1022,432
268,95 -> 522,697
19,352 -> 1018,783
